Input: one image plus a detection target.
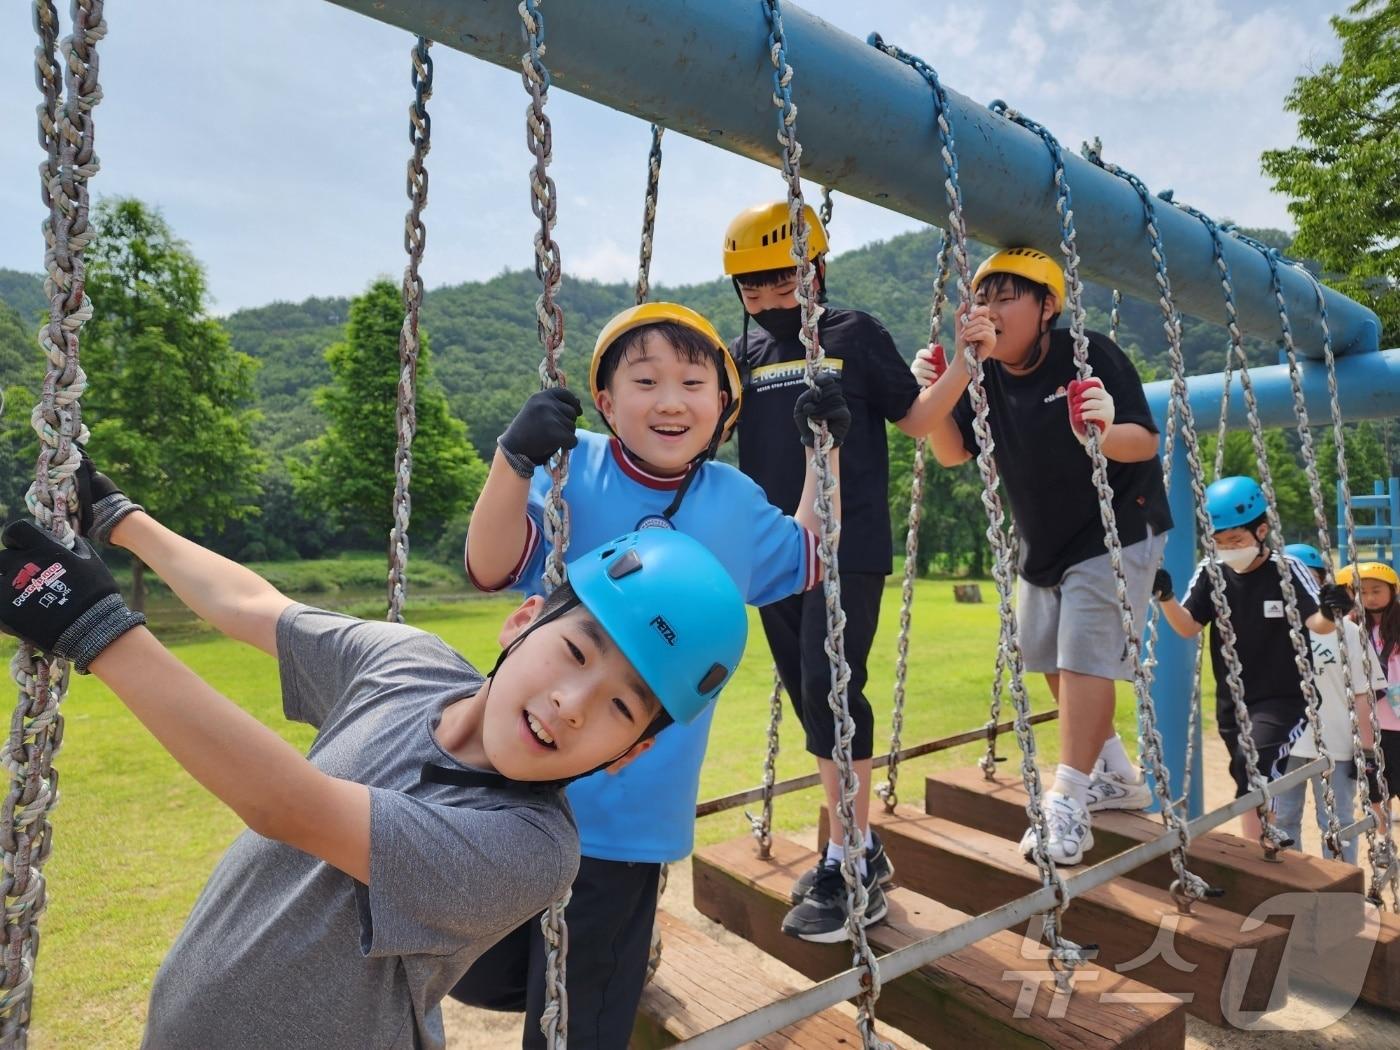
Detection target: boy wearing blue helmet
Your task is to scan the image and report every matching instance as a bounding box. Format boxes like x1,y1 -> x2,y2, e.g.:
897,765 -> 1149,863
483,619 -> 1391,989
1273,544 -> 1383,863
1156,476 -> 1354,843
0,458 -> 747,1050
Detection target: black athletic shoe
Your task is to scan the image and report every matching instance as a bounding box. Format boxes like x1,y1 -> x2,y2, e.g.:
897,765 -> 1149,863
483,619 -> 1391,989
789,831 -> 894,904
780,858 -> 889,943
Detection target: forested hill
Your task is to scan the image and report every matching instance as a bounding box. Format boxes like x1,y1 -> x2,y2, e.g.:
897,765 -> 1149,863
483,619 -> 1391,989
0,226 -> 1289,462
214,225 -> 1290,461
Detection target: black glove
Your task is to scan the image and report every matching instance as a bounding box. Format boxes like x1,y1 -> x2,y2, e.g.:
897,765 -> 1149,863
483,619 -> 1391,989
1364,748 -> 1384,805
1152,568 -> 1174,602
793,372 -> 851,449
498,388 -> 583,477
0,520 -> 146,672
76,451 -> 143,544
1319,583 -> 1355,622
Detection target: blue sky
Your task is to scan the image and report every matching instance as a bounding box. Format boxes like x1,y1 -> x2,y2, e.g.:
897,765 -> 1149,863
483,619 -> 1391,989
0,0 -> 1345,314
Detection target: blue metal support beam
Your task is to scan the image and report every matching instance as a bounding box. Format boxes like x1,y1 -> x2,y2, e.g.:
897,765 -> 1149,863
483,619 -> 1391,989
1145,348 -> 1400,816
327,0 -> 1382,356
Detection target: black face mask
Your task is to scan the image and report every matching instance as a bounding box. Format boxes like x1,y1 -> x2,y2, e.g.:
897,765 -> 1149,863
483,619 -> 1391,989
752,305 -> 803,342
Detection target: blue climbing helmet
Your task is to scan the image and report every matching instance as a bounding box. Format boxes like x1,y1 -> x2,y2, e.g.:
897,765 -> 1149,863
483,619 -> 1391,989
568,529 -> 748,726
1284,543 -> 1326,572
1204,476 -> 1267,533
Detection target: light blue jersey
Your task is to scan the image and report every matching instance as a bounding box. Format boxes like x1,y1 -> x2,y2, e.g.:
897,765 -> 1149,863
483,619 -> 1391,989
469,430 -> 815,861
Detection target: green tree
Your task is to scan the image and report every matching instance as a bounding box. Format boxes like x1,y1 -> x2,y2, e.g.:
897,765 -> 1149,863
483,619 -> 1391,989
295,279 -> 484,547
0,301 -> 43,522
83,197 -> 264,609
1261,0 -> 1399,343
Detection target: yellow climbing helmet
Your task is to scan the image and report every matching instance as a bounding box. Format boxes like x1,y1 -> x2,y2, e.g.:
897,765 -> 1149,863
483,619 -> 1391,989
722,201 -> 829,276
590,301 -> 743,438
972,247 -> 1066,306
1354,562 -> 1400,588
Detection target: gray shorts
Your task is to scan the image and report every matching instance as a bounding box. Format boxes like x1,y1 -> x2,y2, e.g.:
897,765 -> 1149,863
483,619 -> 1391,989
1018,530 -> 1166,681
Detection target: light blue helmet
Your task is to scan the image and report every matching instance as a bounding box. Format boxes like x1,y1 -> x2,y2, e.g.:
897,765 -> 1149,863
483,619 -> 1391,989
567,529 -> 747,726
1205,476 -> 1267,532
1284,543 -> 1325,572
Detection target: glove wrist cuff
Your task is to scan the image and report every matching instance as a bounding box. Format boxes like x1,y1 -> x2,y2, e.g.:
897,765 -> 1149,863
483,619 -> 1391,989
90,494 -> 143,545
496,438 -> 538,480
55,593 -> 147,673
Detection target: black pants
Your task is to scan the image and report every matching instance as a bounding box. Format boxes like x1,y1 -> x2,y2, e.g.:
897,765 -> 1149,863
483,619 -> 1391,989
1218,697 -> 1307,800
758,572 -> 884,761
449,856 -> 661,1049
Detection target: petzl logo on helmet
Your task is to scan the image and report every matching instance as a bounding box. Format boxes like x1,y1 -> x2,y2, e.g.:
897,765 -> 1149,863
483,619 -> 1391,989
12,563 -> 39,591
649,614 -> 677,646
634,514 -> 674,532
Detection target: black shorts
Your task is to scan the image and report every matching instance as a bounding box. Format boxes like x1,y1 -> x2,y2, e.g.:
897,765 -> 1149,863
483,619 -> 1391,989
1218,697 -> 1307,800
1368,729 -> 1400,802
758,572 -> 885,761
449,856 -> 661,1049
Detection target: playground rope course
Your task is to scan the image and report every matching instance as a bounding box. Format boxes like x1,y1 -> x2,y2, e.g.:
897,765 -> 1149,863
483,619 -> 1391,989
10,2 -> 1400,1049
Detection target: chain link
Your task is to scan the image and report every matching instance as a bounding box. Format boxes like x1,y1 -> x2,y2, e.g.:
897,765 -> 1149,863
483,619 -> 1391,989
634,124 -> 664,306
818,186 -> 834,229
519,2 -> 572,1043
6,2 -> 106,1041
386,37 -> 433,624
763,6 -> 888,1045
745,669 -> 785,858
1108,288 -> 1121,344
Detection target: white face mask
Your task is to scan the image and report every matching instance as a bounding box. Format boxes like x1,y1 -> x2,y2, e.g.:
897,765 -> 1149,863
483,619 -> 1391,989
1216,545 -> 1260,572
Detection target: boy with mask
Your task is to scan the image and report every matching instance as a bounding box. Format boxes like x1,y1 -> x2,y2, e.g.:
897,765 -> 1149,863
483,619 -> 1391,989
0,459 -> 749,1050
722,201 -> 931,938
1156,476 -> 1353,843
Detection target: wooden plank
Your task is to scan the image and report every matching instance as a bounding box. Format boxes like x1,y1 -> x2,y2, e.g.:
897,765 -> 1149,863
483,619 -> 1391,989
925,767 -> 1367,956
823,804 -> 1290,1027
634,909 -> 907,1048
1290,903 -> 1400,1013
693,835 -> 1186,1050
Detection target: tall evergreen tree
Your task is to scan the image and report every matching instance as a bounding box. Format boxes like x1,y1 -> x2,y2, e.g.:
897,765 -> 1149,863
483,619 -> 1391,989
295,279 -> 484,546
83,197 -> 264,609
1261,0 -> 1399,342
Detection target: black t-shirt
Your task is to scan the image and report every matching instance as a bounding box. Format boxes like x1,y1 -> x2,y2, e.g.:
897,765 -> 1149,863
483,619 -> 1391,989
1182,552 -> 1320,717
733,308 -> 921,576
952,328 -> 1172,587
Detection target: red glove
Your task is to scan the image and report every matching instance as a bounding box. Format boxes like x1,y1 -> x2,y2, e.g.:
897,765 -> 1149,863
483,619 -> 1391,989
912,344 -> 948,388
1067,377 -> 1114,443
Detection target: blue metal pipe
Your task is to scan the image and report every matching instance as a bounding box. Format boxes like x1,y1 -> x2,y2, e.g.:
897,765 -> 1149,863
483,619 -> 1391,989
1145,348 -> 1400,816
326,0 -> 1382,356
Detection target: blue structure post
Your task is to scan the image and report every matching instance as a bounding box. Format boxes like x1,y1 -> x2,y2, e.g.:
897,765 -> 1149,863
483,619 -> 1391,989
1342,477 -> 1400,568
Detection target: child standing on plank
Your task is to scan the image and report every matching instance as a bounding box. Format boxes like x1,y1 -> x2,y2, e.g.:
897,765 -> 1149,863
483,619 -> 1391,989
913,247 -> 1171,866
0,459 -> 748,1050
1273,544 -> 1383,863
1355,561 -> 1400,821
1156,477 -> 1353,843
456,300 -> 850,1045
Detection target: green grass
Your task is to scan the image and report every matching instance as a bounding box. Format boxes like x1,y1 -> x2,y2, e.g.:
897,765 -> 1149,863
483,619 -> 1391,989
17,578 -> 1144,1048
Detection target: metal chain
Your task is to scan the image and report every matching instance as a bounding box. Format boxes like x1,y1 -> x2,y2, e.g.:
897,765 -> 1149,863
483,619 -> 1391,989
1294,262 -> 1397,904
879,231 -> 950,811
866,37 -> 1083,988
1077,142 -> 1229,906
6,3 -> 104,1042
1160,200 -> 1320,857
1231,232 -> 1350,856
519,3 -> 571,1043
818,186 -> 834,229
386,37 -> 432,625
745,668 -> 784,858
1108,288 -> 1121,344
763,7 -> 887,1046
634,124 -> 664,305
519,0 -> 571,597
644,861 -> 668,984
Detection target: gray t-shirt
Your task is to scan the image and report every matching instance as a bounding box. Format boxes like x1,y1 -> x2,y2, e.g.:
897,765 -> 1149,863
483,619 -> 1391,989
142,605 -> 578,1050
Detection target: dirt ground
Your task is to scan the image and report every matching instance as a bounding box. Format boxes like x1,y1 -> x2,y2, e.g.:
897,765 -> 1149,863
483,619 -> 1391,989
442,738 -> 1400,1048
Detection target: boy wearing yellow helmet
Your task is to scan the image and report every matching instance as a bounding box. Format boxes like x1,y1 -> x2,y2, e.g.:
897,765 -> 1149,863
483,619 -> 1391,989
911,247 -> 1174,866
457,301 -> 848,1045
722,201 -> 956,939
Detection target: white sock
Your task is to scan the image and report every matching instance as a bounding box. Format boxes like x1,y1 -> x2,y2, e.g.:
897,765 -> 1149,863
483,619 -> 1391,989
1098,734 -> 1138,781
1051,764 -> 1093,809
825,838 -> 869,877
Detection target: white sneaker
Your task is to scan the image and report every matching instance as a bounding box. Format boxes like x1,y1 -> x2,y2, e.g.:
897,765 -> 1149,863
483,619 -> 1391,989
1085,768 -> 1153,812
1018,792 -> 1094,866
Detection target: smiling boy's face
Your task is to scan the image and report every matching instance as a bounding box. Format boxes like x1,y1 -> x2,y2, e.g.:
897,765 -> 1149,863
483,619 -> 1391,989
594,331 -> 728,476
476,597 -> 664,782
